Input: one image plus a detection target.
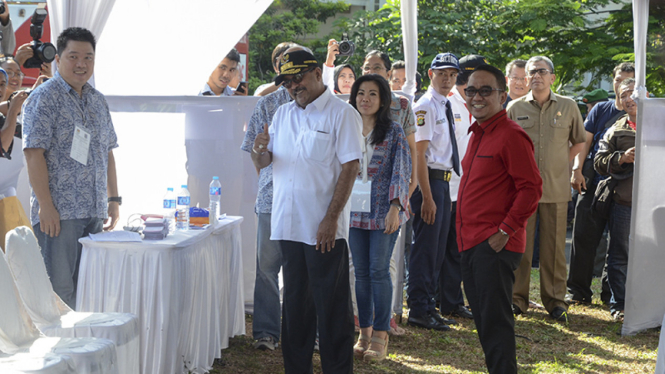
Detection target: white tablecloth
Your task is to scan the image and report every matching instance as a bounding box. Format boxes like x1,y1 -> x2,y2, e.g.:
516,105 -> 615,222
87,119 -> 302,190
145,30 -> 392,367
76,216 -> 246,374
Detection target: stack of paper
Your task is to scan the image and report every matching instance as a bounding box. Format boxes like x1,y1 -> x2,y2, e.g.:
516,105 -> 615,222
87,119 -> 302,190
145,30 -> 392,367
143,217 -> 170,240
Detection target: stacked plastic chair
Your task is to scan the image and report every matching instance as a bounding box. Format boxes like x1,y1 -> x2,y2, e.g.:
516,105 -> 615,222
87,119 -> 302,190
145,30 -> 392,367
3,227 -> 140,374
0,234 -> 118,374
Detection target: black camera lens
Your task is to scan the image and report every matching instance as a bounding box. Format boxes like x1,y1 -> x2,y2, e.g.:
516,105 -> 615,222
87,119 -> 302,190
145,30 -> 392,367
339,42 -> 351,54
37,43 -> 56,62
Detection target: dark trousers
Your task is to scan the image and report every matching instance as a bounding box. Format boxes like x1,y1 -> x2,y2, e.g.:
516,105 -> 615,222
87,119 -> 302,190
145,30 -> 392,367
607,203 -> 632,312
408,179 -> 451,317
438,201 -> 464,313
567,182 -> 609,302
280,239 -> 354,374
462,240 -> 522,374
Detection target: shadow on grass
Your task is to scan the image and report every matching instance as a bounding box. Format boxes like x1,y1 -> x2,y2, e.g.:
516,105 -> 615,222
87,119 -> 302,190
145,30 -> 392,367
514,308 -> 659,373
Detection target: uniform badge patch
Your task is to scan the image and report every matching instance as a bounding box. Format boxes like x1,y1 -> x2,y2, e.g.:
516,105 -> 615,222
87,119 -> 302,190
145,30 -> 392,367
416,110 -> 426,126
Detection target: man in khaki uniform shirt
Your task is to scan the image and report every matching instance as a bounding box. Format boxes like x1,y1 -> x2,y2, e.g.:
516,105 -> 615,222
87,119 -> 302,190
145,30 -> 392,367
506,56 -> 585,321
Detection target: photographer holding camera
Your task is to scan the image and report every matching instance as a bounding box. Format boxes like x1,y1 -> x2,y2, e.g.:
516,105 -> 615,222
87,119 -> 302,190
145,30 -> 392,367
0,67 -> 32,252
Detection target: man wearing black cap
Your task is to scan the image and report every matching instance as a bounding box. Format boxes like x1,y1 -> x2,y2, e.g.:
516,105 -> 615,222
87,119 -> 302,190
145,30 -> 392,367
251,47 -> 362,373
437,54 -> 488,321
407,52 -> 461,331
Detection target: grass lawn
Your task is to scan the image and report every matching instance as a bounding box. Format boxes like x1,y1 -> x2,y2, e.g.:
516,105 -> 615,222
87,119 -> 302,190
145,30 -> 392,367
213,270 -> 660,373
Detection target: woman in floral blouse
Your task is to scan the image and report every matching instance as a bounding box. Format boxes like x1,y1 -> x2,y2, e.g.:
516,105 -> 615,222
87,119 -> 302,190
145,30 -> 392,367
348,74 -> 411,362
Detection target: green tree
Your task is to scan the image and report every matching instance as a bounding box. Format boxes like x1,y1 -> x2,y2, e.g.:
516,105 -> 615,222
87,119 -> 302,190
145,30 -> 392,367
324,0 -> 665,96
247,0 -> 348,93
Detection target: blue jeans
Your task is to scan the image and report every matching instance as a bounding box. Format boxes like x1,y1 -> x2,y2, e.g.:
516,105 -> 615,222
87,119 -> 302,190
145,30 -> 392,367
252,213 -> 282,342
34,217 -> 103,309
349,228 -> 399,332
607,203 -> 631,313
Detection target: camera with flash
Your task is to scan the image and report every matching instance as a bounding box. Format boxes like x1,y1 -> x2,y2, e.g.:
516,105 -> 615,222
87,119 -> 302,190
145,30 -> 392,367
23,8 -> 57,69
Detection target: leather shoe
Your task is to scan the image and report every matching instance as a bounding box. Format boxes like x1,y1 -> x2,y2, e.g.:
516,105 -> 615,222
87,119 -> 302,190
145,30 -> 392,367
550,306 -> 569,322
407,313 -> 450,331
430,310 -> 458,325
565,293 -> 590,305
512,303 -> 524,316
448,305 -> 473,319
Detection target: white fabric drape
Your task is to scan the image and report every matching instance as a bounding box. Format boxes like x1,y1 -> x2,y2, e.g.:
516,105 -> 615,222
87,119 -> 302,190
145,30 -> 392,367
632,0 -> 649,99
46,0 -> 118,86
46,0 -> 116,43
77,217 -> 245,374
400,0 -> 418,98
94,0 -> 273,96
622,0 -> 665,336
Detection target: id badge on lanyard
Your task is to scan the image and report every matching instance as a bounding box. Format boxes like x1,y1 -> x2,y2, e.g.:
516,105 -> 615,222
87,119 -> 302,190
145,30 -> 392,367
70,125 -> 91,165
350,140 -> 372,213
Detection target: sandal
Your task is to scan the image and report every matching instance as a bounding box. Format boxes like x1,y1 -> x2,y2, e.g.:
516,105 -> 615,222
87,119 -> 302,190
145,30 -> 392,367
353,334 -> 371,358
363,335 -> 389,362
388,316 -> 405,336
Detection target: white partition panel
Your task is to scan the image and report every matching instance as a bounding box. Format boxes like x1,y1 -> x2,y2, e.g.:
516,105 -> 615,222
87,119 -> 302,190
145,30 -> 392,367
622,98 -> 665,335
106,95 -> 260,309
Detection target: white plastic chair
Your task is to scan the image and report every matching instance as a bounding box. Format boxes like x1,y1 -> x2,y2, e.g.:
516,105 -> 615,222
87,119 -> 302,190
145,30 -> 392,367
3,227 -> 140,374
0,240 -> 118,374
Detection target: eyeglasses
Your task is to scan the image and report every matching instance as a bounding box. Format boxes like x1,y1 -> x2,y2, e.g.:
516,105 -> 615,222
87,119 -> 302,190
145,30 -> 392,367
362,65 -> 386,73
527,68 -> 551,77
464,86 -> 504,97
508,75 -> 526,81
6,71 -> 24,79
282,67 -> 315,89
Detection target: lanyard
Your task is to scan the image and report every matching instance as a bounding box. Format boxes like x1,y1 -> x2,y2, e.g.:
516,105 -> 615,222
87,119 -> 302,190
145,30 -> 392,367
67,90 -> 88,128
360,130 -> 373,183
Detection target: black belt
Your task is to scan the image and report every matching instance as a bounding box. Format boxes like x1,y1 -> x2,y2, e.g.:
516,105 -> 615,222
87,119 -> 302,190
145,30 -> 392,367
428,168 -> 452,182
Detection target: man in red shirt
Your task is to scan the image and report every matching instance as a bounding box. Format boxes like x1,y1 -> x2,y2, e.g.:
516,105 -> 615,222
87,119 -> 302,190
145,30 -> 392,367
457,65 -> 542,374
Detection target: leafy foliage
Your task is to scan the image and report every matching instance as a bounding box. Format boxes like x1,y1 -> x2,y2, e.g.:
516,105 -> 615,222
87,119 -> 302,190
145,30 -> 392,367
247,0 -> 664,97
332,0 -> 643,95
247,0 -> 349,93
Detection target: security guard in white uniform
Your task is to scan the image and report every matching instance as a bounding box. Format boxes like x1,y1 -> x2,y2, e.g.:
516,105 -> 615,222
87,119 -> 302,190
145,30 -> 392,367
407,53 -> 461,331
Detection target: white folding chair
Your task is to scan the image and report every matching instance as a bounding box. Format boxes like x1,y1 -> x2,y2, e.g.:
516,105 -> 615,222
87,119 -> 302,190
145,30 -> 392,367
3,227 -> 140,374
0,352 -> 76,374
0,234 -> 118,374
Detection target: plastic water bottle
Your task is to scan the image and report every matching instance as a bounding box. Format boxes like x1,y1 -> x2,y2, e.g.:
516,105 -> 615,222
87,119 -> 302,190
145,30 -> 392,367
176,185 -> 190,231
209,176 -> 221,225
163,187 -> 176,232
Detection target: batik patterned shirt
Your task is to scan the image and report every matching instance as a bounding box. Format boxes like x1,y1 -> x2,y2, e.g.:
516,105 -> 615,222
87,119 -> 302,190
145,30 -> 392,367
240,87 -> 292,213
390,92 -> 416,137
350,122 -> 411,230
22,71 -> 118,226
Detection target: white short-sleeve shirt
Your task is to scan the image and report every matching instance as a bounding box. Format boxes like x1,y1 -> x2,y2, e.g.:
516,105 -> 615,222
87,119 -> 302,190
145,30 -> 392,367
413,86 -> 454,171
447,85 -> 474,202
268,88 -> 362,245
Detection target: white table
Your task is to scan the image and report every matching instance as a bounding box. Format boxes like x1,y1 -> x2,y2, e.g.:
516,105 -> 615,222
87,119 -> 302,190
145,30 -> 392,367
76,216 -> 245,374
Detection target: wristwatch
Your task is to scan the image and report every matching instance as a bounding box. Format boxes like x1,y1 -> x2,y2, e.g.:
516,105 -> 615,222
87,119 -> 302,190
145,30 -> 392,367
390,202 -> 403,211
499,228 -> 509,237
108,196 -> 122,205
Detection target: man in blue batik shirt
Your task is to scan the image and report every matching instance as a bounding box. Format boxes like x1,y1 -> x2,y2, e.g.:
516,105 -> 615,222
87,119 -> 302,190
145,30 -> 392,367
240,45 -> 295,351
23,27 -> 120,308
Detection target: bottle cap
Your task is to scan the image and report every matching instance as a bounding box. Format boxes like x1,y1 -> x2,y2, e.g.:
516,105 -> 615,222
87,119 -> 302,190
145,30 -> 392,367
167,187 -> 173,191
181,185 -> 187,188
213,176 -> 219,180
